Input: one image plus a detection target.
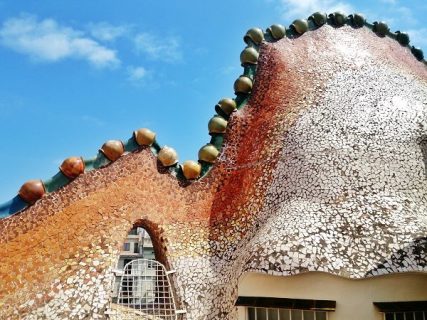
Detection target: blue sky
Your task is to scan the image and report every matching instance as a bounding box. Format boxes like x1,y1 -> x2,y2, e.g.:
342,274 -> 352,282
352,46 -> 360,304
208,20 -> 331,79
0,0 -> 426,203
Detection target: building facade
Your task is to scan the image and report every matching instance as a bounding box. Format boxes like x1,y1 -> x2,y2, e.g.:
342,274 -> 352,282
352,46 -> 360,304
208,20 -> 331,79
0,11 -> 427,320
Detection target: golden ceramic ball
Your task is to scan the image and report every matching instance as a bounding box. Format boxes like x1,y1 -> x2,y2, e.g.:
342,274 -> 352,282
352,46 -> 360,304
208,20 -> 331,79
134,128 -> 156,146
158,146 -> 178,166
181,160 -> 202,180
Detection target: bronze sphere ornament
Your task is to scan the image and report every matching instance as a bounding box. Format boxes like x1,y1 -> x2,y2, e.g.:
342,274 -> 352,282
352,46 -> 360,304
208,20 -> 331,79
216,98 -> 237,115
234,75 -> 253,94
309,12 -> 327,27
198,144 -> 220,163
208,116 -> 228,134
59,157 -> 85,179
267,24 -> 286,40
240,47 -> 259,65
243,27 -> 264,45
99,140 -> 125,162
291,19 -> 309,35
18,180 -> 46,204
134,128 -> 156,146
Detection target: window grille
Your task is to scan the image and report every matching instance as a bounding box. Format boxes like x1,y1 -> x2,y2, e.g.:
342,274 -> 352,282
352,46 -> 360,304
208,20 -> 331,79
110,259 -> 178,320
246,307 -> 328,320
384,312 -> 426,320
374,301 -> 427,320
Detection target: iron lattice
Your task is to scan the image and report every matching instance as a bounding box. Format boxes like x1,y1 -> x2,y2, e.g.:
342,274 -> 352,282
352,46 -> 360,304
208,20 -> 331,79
111,259 -> 177,320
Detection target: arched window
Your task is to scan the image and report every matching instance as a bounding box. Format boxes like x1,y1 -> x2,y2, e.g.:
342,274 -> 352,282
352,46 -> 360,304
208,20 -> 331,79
108,226 -> 178,319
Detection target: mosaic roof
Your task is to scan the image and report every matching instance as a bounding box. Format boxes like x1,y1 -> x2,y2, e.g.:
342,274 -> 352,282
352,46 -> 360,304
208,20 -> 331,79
0,12 -> 426,319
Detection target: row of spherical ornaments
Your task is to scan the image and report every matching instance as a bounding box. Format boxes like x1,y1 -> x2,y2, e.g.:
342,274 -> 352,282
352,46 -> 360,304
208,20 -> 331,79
16,11 -> 426,206
17,125 -> 228,205
241,11 -> 424,61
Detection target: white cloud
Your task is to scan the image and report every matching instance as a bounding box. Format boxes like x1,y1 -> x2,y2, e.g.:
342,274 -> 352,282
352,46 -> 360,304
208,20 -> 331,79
277,0 -> 354,20
0,14 -> 120,68
127,65 -> 147,81
134,33 -> 182,62
88,22 -> 129,42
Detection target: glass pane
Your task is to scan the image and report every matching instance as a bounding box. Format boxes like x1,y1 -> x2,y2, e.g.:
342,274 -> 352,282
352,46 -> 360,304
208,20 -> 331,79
395,313 -> 404,320
248,307 -> 256,320
315,311 -> 327,320
291,310 -> 303,320
279,309 -> 291,320
303,310 -> 315,320
257,308 -> 267,320
405,312 -> 414,320
268,309 -> 279,320
385,313 -> 394,320
414,311 -> 424,320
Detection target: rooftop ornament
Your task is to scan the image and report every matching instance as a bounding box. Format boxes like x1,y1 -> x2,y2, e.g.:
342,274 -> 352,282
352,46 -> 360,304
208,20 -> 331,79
373,21 -> 389,37
158,146 -> 178,167
234,75 -> 253,94
243,27 -> 264,45
59,157 -> 85,179
208,115 -> 228,134
240,47 -> 259,65
395,31 -> 410,46
181,160 -> 202,180
309,12 -> 328,27
291,19 -> 309,35
216,98 -> 237,116
329,11 -> 347,26
18,180 -> 46,204
267,24 -> 286,40
411,46 -> 424,61
134,128 -> 156,146
198,144 -> 219,163
349,13 -> 366,28
100,140 -> 125,162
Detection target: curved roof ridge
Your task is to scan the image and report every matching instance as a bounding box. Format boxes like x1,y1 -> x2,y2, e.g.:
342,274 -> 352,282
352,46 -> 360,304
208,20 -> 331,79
1,11 -> 426,219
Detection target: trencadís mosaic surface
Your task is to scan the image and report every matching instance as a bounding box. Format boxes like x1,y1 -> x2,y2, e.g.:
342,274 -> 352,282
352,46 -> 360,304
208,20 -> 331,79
0,12 -> 426,319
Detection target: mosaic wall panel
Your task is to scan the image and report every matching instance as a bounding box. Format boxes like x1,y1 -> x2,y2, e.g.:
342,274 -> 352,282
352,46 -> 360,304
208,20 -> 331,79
0,25 -> 426,319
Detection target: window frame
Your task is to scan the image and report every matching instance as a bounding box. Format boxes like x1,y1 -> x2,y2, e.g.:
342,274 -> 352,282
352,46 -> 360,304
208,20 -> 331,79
244,306 -> 329,320
235,296 -> 335,320
374,301 -> 427,320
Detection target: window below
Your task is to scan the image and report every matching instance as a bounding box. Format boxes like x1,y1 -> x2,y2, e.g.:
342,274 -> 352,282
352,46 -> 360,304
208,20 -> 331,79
236,296 -> 334,320
374,301 -> 427,320
383,311 -> 426,320
122,242 -> 130,251
246,307 -> 328,320
133,242 -> 139,254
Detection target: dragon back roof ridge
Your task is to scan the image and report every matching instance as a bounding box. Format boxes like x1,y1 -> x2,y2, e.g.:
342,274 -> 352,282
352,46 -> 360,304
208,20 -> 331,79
0,11 -> 425,218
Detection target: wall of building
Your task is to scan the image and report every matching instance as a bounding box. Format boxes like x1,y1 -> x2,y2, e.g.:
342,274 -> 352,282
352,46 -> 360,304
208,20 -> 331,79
0,24 -> 426,320
237,272 -> 427,320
